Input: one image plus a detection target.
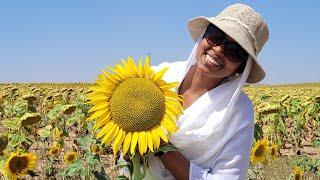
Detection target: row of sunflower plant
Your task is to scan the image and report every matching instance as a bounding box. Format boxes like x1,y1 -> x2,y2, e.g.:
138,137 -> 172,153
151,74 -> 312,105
245,85 -> 320,179
1,56 -> 320,179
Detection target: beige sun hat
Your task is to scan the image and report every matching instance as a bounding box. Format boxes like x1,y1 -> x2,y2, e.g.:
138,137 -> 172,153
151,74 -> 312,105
188,3 -> 269,83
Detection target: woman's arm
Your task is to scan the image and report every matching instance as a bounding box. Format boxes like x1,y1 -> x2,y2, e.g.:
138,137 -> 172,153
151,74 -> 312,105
159,150 -> 190,180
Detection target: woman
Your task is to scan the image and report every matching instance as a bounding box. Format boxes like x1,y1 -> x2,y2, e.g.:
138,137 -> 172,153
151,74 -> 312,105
145,3 -> 269,180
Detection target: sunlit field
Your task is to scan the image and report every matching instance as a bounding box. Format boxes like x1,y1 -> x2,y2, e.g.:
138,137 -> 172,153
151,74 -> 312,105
0,83 -> 319,179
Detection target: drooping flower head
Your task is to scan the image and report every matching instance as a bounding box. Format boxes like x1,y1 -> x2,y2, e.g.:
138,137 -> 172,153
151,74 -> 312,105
20,113 -> 41,126
87,56 -> 183,156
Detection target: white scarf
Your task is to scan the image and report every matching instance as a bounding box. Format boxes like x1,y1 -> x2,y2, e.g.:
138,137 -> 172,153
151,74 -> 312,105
145,29 -> 253,179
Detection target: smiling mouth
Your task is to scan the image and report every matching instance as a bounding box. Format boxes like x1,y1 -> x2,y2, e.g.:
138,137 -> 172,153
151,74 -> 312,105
204,53 -> 223,68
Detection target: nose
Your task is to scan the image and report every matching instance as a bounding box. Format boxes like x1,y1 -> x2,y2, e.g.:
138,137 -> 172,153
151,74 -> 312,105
211,45 -> 225,57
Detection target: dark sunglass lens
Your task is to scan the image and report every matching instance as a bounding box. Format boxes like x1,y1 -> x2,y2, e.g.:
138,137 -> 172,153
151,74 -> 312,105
206,35 -> 225,45
225,43 -> 248,62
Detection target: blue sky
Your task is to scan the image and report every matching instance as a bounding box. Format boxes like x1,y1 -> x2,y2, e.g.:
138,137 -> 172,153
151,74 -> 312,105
0,0 -> 319,84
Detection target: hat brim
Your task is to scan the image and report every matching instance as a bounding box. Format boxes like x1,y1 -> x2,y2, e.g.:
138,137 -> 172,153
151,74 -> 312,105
187,16 -> 265,83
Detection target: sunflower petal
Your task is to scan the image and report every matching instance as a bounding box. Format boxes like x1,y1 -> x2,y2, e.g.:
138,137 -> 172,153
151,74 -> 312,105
153,67 -> 168,81
101,125 -> 119,146
137,58 -> 143,77
113,129 -> 125,155
87,109 -> 109,121
101,69 -> 118,85
130,132 -> 139,155
157,127 -> 168,143
127,56 -> 138,76
144,56 -> 152,78
152,128 -> 160,149
146,131 -> 154,152
138,131 -> 147,155
96,121 -> 114,138
93,113 -> 111,132
122,132 -> 132,156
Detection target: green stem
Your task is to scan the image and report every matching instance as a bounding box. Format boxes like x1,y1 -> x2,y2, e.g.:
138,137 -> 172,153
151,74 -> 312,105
132,154 -> 142,180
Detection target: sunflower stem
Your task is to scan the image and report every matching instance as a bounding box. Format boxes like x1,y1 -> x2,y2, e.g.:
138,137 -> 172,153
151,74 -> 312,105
132,154 -> 142,180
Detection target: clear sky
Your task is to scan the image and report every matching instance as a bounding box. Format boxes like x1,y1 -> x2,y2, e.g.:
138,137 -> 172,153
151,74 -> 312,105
0,0 -> 319,84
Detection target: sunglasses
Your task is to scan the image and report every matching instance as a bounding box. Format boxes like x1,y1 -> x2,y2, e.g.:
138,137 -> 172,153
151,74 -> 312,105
203,24 -> 249,62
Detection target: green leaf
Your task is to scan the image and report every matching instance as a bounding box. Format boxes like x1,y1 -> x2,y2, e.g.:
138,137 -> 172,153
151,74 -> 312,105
37,128 -> 51,138
1,118 -> 20,130
277,119 -> 286,134
8,133 -> 26,148
87,153 -> 100,166
65,159 -> 84,176
76,136 -> 94,150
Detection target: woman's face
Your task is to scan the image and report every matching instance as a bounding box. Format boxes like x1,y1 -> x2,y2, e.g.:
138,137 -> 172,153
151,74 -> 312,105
195,25 -> 247,79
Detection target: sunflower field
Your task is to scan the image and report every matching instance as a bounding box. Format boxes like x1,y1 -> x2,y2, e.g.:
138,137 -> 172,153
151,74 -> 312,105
0,81 -> 319,179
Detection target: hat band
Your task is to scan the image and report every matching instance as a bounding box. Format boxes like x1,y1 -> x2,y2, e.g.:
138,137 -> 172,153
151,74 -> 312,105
215,17 -> 258,55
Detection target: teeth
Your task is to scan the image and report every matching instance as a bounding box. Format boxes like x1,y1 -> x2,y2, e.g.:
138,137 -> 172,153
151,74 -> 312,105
206,54 -> 221,66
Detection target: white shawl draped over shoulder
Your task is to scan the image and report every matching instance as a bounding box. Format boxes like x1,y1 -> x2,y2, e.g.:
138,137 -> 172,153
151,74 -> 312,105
145,59 -> 254,180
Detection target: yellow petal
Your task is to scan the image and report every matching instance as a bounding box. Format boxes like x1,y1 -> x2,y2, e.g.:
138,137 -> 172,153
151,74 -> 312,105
158,82 -> 179,90
113,129 -> 126,155
165,109 -> 178,121
157,127 -> 168,143
161,119 -> 178,133
121,59 -> 132,77
88,103 -> 108,113
137,58 -> 143,77
101,69 -> 118,85
146,131 -> 154,152
153,67 -> 168,81
130,132 -> 139,155
122,132 -> 132,156
163,90 -> 180,99
96,121 -> 114,138
127,56 -> 138,76
151,128 -> 160,149
93,113 -> 111,131
87,109 -> 109,121
101,125 -> 119,146
165,101 -> 182,115
87,94 -> 108,103
138,131 -> 147,155
107,66 -> 123,81
144,56 -> 151,78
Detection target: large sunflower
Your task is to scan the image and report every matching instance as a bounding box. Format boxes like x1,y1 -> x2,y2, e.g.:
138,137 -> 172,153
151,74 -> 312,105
250,138 -> 269,164
87,56 -> 183,156
3,151 -> 37,180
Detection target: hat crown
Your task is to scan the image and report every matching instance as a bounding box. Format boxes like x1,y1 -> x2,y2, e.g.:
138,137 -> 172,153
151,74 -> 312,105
215,3 -> 269,54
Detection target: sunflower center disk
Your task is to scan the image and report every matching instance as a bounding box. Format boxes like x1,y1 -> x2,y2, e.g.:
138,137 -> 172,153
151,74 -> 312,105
255,145 -> 264,157
110,78 -> 166,132
9,156 -> 28,172
68,155 -> 75,161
